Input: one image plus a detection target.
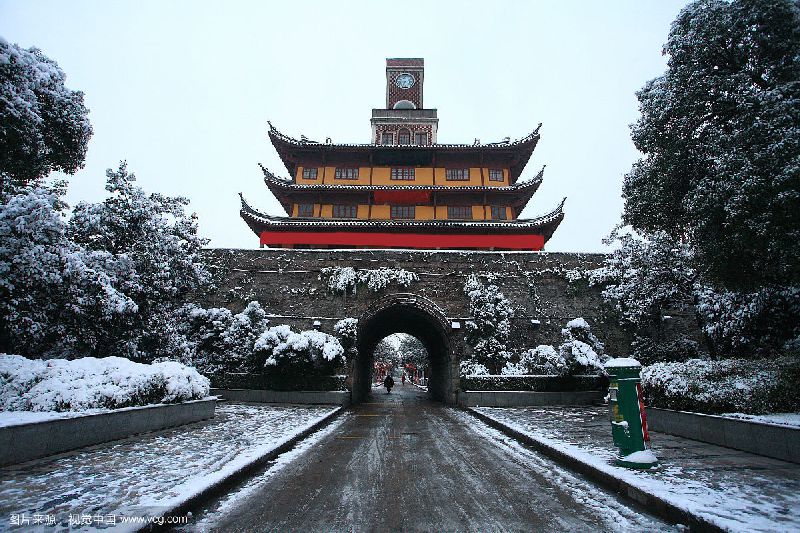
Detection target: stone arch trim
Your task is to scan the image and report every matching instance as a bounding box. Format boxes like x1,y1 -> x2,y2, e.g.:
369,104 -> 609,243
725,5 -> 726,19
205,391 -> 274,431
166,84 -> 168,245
357,293 -> 450,342
353,292 -> 456,403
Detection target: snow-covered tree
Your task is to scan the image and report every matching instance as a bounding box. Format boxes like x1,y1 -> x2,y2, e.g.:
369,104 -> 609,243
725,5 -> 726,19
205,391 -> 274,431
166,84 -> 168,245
622,0 -> 800,290
695,285 -> 800,356
590,229 -> 696,331
0,186 -> 138,356
398,334 -> 427,368
253,324 -> 345,377
462,274 -> 514,375
372,337 -> 400,365
68,163 -> 211,360
0,38 -> 92,194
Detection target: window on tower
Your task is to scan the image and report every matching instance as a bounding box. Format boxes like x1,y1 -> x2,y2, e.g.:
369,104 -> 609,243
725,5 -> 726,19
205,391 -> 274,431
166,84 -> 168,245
391,205 -> 416,219
391,167 -> 415,181
488,169 -> 504,182
297,204 -> 314,217
334,168 -> 359,180
398,129 -> 411,145
447,206 -> 473,219
332,204 -> 358,218
446,168 -> 470,181
491,206 -> 507,220
381,132 -> 393,145
414,132 -> 427,146
302,167 -> 318,180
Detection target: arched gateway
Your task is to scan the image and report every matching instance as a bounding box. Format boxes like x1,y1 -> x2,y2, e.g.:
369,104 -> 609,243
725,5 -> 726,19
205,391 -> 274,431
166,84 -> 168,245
353,294 -> 457,403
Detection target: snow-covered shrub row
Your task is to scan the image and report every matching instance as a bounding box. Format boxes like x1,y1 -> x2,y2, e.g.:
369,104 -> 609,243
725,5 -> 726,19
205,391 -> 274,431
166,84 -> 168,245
462,275 -> 514,375
501,318 -> 608,377
460,374 -> 607,392
253,325 -> 345,377
0,354 -> 209,412
641,358 -> 800,415
320,266 -> 418,295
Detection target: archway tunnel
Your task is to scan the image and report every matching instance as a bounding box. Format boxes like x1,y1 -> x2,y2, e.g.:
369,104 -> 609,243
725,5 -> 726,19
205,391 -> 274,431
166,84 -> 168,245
354,301 -> 452,403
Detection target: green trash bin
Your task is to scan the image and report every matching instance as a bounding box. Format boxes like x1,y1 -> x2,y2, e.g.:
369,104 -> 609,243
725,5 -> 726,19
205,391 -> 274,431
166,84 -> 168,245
605,358 -> 658,469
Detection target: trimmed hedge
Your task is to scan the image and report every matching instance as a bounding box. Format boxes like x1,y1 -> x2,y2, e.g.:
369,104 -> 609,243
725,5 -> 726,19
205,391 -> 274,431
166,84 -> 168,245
641,357 -> 800,415
460,374 -> 608,392
213,372 -> 347,392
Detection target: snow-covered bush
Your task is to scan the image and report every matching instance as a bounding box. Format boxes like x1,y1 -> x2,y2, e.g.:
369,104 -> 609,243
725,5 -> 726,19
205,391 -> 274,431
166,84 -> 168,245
176,301 -> 269,375
459,360 -> 489,377
462,274 -> 514,375
504,319 -> 608,376
320,266 -> 418,295
333,317 -> 358,349
254,325 -> 345,377
503,345 -> 565,376
557,318 -> 608,375
641,357 -> 800,415
0,354 -> 209,412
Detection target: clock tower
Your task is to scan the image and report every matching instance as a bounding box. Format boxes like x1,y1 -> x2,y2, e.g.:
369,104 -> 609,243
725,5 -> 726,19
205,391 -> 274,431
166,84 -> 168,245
371,58 -> 438,145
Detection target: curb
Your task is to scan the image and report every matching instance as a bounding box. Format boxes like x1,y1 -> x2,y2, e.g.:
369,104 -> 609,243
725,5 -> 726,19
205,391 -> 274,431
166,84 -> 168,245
141,406 -> 345,532
465,407 -> 725,533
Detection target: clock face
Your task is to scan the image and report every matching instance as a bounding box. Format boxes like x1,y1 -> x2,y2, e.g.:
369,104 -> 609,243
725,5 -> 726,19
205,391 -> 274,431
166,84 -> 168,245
395,73 -> 415,89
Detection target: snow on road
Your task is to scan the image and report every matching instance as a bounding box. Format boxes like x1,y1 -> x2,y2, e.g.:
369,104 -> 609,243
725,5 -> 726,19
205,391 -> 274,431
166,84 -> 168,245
0,403 -> 338,531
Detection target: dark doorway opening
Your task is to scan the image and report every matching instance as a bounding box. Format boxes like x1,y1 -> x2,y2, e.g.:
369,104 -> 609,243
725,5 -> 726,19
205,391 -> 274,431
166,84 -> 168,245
354,298 -> 451,403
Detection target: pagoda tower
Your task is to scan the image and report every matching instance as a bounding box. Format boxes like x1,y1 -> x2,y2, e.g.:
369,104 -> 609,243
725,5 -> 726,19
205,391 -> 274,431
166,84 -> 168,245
240,58 -> 564,250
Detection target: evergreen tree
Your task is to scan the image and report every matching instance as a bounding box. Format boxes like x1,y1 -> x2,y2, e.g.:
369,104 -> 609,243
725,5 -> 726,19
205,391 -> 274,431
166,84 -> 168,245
463,274 -> 514,374
623,0 -> 800,289
68,163 -> 211,359
0,37 -> 92,194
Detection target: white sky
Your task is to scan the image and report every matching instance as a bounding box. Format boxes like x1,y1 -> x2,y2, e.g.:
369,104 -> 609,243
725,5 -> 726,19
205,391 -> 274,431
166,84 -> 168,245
0,0 -> 689,252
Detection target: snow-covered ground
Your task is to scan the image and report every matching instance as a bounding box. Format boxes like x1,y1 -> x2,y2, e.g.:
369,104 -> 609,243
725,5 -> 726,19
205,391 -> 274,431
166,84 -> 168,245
722,412 -> 800,428
475,406 -> 800,532
0,403 -> 338,531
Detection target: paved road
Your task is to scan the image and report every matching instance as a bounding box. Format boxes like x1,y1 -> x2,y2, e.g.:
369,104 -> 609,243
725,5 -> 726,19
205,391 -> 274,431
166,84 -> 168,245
190,385 -> 673,532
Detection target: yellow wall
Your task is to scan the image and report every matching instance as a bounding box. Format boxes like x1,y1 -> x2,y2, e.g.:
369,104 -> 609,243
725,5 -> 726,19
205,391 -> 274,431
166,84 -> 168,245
294,203 -> 513,221
371,205 -> 390,219
295,166 -> 508,186
295,166 -> 322,185
416,206 -> 435,220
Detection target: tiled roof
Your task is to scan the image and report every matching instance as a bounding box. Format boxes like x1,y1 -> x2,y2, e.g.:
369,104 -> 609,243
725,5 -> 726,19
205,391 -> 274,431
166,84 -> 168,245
239,193 -> 565,232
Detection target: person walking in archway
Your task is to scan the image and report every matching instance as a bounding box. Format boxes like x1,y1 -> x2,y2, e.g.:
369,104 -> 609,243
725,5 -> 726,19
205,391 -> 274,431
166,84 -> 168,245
401,373 -> 406,386
383,373 -> 394,394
